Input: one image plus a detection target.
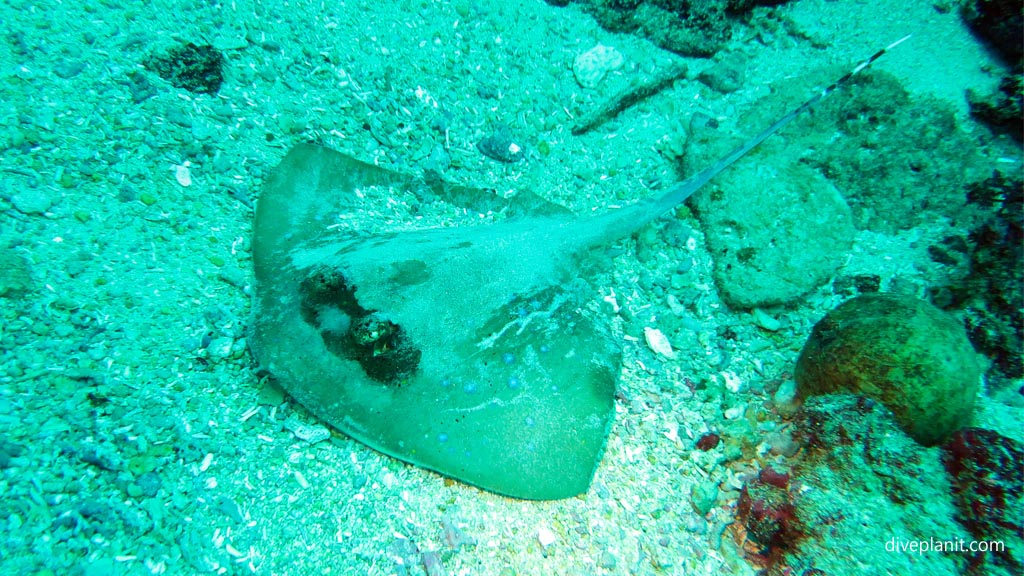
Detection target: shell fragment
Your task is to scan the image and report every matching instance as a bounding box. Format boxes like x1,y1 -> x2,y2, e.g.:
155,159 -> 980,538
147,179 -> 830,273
644,327 -> 676,359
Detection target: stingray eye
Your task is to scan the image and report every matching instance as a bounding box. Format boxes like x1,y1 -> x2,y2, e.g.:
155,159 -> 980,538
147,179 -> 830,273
352,315 -> 395,346
345,313 -> 419,384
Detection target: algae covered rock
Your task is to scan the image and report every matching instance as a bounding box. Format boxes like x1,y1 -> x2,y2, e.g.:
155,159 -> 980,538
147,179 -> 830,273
942,427 -> 1024,572
729,394 -> 973,574
0,248 -> 33,298
759,394 -> 972,576
690,157 -> 855,309
795,293 -> 982,445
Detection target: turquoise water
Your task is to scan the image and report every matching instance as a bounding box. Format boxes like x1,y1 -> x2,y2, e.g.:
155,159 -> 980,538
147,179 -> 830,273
1,0 -> 1020,574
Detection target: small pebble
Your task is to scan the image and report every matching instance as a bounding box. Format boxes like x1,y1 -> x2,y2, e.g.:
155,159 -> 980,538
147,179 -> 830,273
665,294 -> 686,316
11,188 -> 52,215
79,446 -> 121,471
477,126 -> 524,163
54,60 -> 86,79
767,431 -> 800,458
695,432 -> 720,451
205,337 -> 234,360
773,379 -> 799,417
537,526 -> 556,548
751,308 -> 781,332
721,371 -> 744,394
683,515 -> 707,534
600,551 -> 617,569
258,380 -> 286,406
441,516 -> 476,549
175,164 -> 193,187
573,44 -> 624,88
136,471 -> 162,497
284,418 -> 331,444
217,495 -> 245,523
690,480 -> 719,516
421,550 -> 444,576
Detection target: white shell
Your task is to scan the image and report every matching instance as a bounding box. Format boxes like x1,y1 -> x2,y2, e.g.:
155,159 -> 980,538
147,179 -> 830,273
174,163 -> 192,187
644,327 -> 676,359
537,526 -> 557,548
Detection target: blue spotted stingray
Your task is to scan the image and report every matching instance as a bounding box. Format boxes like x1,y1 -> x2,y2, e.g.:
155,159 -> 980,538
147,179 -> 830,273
250,37 -> 909,500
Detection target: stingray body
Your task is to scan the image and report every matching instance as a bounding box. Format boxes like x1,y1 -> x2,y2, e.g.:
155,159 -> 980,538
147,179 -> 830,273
251,38 -> 908,500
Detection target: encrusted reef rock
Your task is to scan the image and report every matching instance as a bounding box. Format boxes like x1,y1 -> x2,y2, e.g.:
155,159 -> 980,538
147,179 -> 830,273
801,71 -> 988,233
685,112 -> 855,309
961,0 -> 1022,140
942,427 -> 1024,574
732,394 -> 970,575
961,0 -> 1023,62
929,171 -> 1023,386
684,70 -> 985,308
967,73 -> 1023,141
545,0 -> 790,56
794,293 -> 982,446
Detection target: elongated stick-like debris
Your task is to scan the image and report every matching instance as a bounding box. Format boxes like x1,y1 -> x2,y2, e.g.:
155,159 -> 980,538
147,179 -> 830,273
572,63 -> 689,136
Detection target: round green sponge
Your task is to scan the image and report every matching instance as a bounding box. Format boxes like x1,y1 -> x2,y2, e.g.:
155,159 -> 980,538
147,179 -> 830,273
795,293 -> 982,445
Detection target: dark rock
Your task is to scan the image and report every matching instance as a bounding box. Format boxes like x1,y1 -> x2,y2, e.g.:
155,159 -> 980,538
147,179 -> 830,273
698,57 -> 745,93
79,446 -> 122,471
135,471 -> 162,498
942,428 -> 1023,571
961,0 -> 1023,62
146,43 -> 225,95
852,274 -> 880,293
967,73 -> 1023,141
695,432 -> 720,451
477,125 -> 524,163
939,172 -> 1023,382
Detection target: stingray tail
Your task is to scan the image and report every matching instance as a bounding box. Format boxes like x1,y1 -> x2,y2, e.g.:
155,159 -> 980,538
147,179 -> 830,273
595,35 -> 912,244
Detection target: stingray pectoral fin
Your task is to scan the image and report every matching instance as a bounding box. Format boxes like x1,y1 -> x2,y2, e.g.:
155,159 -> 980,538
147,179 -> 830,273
252,281 -> 616,499
251,144 -> 618,500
